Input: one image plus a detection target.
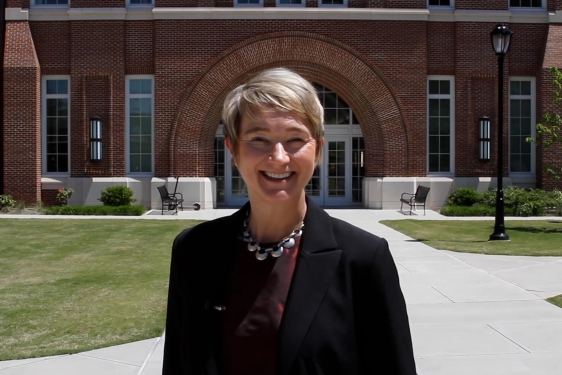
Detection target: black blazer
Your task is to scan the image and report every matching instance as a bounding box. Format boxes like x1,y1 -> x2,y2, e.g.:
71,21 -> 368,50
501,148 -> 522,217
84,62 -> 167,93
162,199 -> 416,375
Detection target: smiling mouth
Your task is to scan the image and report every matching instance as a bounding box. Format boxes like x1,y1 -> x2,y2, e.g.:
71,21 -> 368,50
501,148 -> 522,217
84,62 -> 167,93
263,171 -> 293,179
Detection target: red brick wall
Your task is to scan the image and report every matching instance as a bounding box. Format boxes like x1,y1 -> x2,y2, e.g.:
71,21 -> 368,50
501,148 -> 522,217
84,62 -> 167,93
30,22 -> 71,75
456,0 -> 507,10
70,21 -> 126,177
3,22 -> 41,204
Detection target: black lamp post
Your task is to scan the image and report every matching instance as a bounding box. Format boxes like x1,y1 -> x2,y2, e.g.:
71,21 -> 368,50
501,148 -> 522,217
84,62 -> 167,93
489,23 -> 512,241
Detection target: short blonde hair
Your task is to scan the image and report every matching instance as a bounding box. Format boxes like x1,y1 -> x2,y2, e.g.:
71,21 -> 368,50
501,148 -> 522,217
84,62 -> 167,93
222,68 -> 324,158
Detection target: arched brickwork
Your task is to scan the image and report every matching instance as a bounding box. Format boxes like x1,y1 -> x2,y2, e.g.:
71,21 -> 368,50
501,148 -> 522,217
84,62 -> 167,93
170,32 -> 409,178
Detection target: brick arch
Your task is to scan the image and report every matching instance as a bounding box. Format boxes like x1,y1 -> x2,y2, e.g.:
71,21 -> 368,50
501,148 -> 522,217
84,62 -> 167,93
170,32 -> 409,177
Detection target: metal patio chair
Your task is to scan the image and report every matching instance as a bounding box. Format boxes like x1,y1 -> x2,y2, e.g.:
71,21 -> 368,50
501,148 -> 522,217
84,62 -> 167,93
400,185 -> 430,215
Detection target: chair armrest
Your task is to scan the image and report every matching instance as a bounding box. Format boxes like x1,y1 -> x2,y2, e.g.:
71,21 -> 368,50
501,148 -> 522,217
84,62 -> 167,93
172,192 -> 183,200
401,192 -> 415,199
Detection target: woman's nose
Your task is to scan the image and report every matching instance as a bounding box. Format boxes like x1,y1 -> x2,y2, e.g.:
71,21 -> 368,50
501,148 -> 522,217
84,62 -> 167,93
270,142 -> 290,162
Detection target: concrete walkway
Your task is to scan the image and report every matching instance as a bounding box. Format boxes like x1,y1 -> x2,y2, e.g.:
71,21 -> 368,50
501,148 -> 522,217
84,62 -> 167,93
1,209 -> 562,374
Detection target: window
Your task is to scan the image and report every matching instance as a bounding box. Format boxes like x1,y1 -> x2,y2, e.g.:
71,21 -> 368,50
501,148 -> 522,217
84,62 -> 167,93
427,77 -> 454,174
319,0 -> 347,7
234,0 -> 263,6
34,0 -> 69,5
277,0 -> 305,6
128,0 -> 153,5
42,77 -> 70,175
428,0 -> 453,6
214,137 -> 225,204
509,78 -> 535,174
126,76 -> 154,174
509,0 -> 544,8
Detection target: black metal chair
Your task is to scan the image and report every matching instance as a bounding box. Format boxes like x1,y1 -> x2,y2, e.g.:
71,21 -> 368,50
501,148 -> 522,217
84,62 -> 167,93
157,184 -> 184,215
400,185 -> 430,215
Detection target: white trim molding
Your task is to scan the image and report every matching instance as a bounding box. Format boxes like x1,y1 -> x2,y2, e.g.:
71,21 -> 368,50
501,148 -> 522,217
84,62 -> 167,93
5,7 -> 557,22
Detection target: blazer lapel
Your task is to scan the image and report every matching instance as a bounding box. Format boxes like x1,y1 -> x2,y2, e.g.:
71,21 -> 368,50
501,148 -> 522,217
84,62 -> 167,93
277,199 -> 342,375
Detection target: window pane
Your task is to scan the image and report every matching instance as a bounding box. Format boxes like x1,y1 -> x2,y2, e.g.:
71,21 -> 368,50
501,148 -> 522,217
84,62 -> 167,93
141,79 -> 152,94
440,118 -> 450,135
47,99 -> 57,116
429,136 -> 439,153
141,117 -> 151,135
429,99 -> 439,116
521,100 -> 531,117
140,98 -> 152,116
440,136 -> 450,153
428,80 -> 439,95
511,118 -> 521,135
511,136 -> 521,153
440,154 -> 450,172
440,80 -> 450,95
46,80 -> 58,94
130,136 -> 140,153
57,155 -> 68,172
130,80 -> 141,94
140,136 -> 151,153
429,118 -> 439,135
439,99 -> 450,116
511,100 -> 520,117
130,99 -> 141,116
429,155 -> 439,172
130,117 -> 141,134
140,155 -> 151,172
47,118 -> 57,135
57,99 -> 68,116
58,118 -> 68,135
57,80 -> 68,94
510,81 -> 521,95
130,155 -> 140,172
521,81 -> 531,95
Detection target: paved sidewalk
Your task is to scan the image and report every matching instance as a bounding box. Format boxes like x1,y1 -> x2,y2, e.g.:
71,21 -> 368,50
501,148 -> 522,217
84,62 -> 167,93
1,209 -> 562,374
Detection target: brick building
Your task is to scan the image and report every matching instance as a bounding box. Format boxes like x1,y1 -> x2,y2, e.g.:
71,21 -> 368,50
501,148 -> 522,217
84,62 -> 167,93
2,0 -> 562,210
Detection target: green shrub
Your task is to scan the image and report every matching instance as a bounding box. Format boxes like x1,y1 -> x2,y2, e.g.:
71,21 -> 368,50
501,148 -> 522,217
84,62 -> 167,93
99,186 -> 137,206
443,187 -> 562,217
44,205 -> 146,216
0,195 -> 16,212
440,205 -> 496,217
447,188 -> 480,206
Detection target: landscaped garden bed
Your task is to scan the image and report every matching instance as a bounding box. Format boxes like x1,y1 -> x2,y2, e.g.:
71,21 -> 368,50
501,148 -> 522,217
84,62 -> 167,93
440,187 -> 562,217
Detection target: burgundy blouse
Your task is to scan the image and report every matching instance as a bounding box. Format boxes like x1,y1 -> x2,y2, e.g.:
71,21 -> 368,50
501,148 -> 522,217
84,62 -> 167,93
222,237 -> 301,375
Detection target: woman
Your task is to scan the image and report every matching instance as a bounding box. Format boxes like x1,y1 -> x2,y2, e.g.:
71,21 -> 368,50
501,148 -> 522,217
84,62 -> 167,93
163,68 -> 416,375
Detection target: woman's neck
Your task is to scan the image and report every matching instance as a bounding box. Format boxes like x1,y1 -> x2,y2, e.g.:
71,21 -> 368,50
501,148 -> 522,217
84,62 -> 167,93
247,196 -> 307,243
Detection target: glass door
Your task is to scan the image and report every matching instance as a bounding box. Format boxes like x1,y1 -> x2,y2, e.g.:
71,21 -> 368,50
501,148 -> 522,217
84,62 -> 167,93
324,137 -> 351,206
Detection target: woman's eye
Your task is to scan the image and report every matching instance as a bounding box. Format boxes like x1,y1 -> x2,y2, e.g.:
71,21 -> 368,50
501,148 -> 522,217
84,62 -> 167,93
251,137 -> 268,143
288,138 -> 305,143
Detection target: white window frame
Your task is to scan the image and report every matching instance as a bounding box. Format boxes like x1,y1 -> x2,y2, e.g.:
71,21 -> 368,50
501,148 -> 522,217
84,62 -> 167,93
427,76 -> 455,176
126,75 -> 155,176
276,0 -> 306,7
42,75 -> 71,176
32,0 -> 69,8
318,0 -> 348,8
509,0 -> 545,10
509,77 -> 536,176
427,0 -> 454,8
234,0 -> 264,7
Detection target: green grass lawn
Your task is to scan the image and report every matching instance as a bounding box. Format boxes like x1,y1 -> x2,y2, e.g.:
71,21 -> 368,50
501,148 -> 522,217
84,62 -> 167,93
379,219 -> 562,256
0,218 -> 203,361
548,294 -> 562,308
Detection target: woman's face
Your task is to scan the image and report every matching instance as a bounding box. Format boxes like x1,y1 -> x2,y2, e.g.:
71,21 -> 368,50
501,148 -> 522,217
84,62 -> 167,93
225,109 -> 322,207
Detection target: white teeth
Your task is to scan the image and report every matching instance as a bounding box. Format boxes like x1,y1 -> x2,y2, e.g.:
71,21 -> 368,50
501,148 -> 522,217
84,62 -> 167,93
264,172 -> 291,179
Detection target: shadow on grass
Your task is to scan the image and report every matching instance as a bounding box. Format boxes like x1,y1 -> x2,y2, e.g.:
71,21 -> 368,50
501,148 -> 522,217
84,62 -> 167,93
404,239 -> 489,244
508,226 -> 562,234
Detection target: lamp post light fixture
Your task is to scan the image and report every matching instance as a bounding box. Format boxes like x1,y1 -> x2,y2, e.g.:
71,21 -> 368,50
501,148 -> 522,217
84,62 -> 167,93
489,23 -> 512,241
90,117 -> 102,161
479,117 -> 491,160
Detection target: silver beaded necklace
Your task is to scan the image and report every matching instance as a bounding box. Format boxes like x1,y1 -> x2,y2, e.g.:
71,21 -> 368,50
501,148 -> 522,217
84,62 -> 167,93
242,213 -> 304,261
